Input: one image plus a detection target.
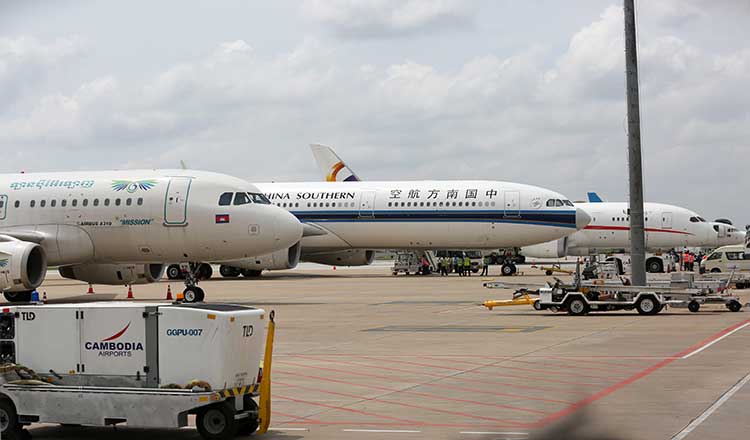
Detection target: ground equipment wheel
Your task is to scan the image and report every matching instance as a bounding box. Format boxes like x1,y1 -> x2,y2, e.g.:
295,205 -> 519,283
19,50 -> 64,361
545,270 -> 553,276
636,296 -> 660,315
3,291 -> 31,303
710,268 -> 721,273
533,300 -> 542,311
0,398 -> 21,438
237,396 -> 260,435
183,287 -> 205,303
167,264 -> 183,280
501,264 -> 514,276
646,258 -> 664,273
198,263 -> 213,280
197,402 -> 237,440
727,300 -> 742,312
566,297 -> 589,316
688,300 -> 701,313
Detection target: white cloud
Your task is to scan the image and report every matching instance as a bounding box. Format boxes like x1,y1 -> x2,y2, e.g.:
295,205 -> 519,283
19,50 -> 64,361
300,0 -> 475,38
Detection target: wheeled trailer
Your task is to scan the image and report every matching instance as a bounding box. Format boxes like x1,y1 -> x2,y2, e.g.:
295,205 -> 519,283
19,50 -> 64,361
0,306 -> 277,439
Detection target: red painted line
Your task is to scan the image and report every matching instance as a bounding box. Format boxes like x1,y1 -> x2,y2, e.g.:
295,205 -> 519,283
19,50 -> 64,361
277,360 -> 590,396
271,410 -> 323,424
502,358 -> 632,376
275,374 -> 549,415
277,420 -> 530,428
424,355 -> 632,376
539,356 -> 653,368
584,225 -> 693,235
276,391 -> 529,426
534,318 -> 750,427
353,355 -> 604,387
275,394 -> 421,424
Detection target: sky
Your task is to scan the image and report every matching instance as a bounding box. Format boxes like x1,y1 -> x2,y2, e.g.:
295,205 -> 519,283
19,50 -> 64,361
1,0 -> 748,226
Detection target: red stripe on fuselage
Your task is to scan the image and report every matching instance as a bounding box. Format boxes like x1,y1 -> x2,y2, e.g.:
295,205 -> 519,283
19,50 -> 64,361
584,225 -> 693,235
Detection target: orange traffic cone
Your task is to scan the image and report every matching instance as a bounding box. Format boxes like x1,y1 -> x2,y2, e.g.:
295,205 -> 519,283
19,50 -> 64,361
42,292 -> 48,304
87,283 -> 95,294
126,285 -> 134,299
166,285 -> 173,300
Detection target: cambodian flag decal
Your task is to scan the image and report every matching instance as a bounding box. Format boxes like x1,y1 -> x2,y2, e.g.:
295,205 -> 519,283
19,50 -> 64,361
215,214 -> 230,224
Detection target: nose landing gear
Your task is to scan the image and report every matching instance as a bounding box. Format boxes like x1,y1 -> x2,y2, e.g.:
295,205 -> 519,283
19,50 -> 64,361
180,263 -> 206,303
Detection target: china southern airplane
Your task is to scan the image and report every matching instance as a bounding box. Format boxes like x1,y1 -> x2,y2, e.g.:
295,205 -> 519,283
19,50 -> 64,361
0,170 -> 302,302
521,192 -> 745,273
205,147 -> 590,277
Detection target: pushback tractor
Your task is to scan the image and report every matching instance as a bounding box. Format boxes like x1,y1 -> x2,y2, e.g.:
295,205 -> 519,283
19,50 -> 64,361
0,301 -> 276,439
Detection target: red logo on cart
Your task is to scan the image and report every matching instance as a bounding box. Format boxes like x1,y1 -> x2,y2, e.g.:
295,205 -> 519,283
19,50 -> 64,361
102,322 -> 131,341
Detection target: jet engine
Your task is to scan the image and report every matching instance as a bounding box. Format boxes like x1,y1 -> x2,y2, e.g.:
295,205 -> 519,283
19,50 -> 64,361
0,239 -> 47,292
219,242 -> 302,276
58,263 -> 165,285
519,238 -> 568,259
304,249 -> 375,267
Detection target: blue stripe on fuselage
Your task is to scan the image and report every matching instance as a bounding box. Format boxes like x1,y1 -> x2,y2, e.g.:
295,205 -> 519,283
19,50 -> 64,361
287,209 -> 577,228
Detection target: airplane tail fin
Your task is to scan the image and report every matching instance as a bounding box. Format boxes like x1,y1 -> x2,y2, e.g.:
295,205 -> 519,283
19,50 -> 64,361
310,143 -> 360,182
587,192 -> 604,203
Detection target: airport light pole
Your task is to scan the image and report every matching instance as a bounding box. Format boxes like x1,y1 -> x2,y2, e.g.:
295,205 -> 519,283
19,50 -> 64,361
624,0 -> 647,286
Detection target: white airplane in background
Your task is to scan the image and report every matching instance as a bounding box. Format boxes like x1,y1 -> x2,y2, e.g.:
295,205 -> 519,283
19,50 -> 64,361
521,192 -> 745,273
0,170 -> 302,302
204,145 -> 590,278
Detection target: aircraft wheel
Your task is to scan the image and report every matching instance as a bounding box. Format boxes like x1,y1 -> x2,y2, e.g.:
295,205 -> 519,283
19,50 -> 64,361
241,269 -> 262,278
727,300 -> 742,312
198,263 -> 213,280
183,287 -> 205,303
688,300 -> 700,313
219,265 -> 240,278
3,291 -> 31,303
566,297 -> 589,316
167,264 -> 183,280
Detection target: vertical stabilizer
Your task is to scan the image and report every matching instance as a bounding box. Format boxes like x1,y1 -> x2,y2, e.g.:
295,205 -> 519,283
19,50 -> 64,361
310,143 -> 361,182
587,192 -> 605,203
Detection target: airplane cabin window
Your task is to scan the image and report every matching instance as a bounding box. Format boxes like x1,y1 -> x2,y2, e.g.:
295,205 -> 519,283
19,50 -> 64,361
93,199 -> 99,207
126,198 -> 132,206
137,198 -> 143,206
219,192 -> 233,206
233,192 -> 251,205
30,200 -> 35,208
51,200 -> 56,207
83,199 -> 89,207
104,199 -> 110,206
491,201 -> 495,206
115,199 -> 121,206
388,202 -> 392,207
40,200 -> 46,208
248,193 -> 271,204
458,202 -> 463,207
295,202 -> 299,208
420,202 -> 424,207
72,200 -> 77,207
14,201 -> 19,208
0,200 -> 3,208
61,200 -> 67,207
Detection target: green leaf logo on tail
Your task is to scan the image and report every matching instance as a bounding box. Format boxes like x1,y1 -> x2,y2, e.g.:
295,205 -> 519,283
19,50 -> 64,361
111,179 -> 158,193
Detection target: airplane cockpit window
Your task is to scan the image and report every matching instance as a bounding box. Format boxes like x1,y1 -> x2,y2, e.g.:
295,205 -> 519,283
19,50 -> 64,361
546,199 -> 555,207
713,225 -> 720,232
248,193 -> 271,204
555,199 -> 564,207
690,216 -> 699,222
563,200 -> 574,206
233,192 -> 251,206
697,217 -> 706,222
219,192 -> 233,206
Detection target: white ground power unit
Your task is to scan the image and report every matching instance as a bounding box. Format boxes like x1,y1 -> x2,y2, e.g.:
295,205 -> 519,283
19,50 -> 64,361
0,302 -> 266,390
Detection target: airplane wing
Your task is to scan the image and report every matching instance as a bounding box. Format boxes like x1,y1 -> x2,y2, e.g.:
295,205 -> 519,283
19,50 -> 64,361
587,192 -> 605,203
310,144 -> 361,182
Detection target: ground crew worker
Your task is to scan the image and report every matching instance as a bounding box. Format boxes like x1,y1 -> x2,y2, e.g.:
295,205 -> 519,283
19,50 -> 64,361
439,257 -> 448,276
463,255 -> 472,277
452,256 -> 459,275
481,255 -> 490,276
682,249 -> 689,271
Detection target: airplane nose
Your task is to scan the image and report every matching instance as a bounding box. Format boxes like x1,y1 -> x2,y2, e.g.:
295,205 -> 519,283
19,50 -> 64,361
273,208 -> 303,249
576,207 -> 592,230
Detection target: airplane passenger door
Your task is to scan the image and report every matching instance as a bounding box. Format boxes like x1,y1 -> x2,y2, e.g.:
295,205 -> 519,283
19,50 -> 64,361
358,191 -> 376,218
503,191 -> 520,218
661,212 -> 673,229
0,195 -> 7,222
164,177 -> 192,226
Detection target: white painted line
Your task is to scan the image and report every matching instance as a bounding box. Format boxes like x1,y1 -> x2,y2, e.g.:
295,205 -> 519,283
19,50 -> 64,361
681,322 -> 750,359
671,371 -> 750,440
460,432 -> 529,436
342,429 -> 422,433
270,427 -> 310,431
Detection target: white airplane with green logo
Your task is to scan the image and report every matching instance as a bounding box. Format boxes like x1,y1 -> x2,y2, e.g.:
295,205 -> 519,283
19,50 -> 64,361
0,170 -> 302,302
